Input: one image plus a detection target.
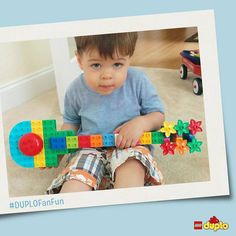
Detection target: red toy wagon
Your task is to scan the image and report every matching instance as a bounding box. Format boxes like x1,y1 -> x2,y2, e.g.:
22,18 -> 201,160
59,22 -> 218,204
180,50 -> 203,95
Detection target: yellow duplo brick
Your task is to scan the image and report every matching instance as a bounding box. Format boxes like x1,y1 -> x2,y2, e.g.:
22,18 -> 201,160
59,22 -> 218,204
34,149 -> 46,167
139,132 -> 152,144
31,120 -> 46,167
31,120 -> 43,132
34,155 -> 45,166
34,160 -> 45,168
34,161 -> 45,168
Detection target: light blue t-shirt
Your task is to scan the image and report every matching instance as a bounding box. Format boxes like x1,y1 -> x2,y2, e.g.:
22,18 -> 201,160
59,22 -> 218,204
63,67 -> 164,135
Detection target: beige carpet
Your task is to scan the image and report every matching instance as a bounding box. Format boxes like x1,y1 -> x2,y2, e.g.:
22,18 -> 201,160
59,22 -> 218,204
3,67 -> 209,197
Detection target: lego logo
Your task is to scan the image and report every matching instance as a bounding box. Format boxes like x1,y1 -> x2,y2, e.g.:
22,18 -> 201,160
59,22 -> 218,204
194,221 -> 202,230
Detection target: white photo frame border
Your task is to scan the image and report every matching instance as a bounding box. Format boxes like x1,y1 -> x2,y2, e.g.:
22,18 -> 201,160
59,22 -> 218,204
0,10 -> 229,214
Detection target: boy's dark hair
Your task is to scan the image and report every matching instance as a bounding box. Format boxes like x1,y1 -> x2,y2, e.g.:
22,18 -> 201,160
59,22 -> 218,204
75,32 -> 138,58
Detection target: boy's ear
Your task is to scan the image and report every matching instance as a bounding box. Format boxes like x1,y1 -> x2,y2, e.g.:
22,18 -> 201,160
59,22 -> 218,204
75,51 -> 83,69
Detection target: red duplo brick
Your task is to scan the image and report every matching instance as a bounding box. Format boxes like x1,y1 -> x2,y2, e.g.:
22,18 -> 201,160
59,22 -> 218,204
78,135 -> 91,148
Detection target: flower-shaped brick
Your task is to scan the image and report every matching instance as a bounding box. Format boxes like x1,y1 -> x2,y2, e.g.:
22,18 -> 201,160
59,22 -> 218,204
187,137 -> 203,153
188,119 -> 202,135
160,138 -> 177,155
174,120 -> 189,136
175,137 -> 189,155
160,121 -> 176,138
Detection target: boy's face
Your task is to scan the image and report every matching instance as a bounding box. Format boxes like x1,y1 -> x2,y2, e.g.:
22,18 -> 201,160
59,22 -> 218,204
76,48 -> 131,95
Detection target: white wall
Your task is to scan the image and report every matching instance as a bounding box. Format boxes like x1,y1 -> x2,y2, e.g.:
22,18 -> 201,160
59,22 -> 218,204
0,40 -> 52,86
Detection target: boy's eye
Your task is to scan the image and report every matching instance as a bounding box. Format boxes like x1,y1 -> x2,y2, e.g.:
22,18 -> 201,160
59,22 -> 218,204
113,63 -> 123,69
91,63 -> 101,69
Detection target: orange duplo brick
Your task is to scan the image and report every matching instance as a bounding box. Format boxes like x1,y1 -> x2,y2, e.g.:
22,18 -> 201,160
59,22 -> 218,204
90,135 -> 103,147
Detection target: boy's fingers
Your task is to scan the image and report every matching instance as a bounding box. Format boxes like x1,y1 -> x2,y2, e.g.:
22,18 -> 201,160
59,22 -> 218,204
131,139 -> 139,147
119,137 -> 128,149
125,138 -> 132,149
113,125 -> 122,134
116,134 -> 123,147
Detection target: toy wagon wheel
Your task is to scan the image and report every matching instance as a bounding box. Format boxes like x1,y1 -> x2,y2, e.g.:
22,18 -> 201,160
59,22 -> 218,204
180,64 -> 188,80
192,78 -> 203,95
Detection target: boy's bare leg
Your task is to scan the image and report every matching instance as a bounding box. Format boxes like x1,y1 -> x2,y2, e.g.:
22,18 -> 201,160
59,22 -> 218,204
114,158 -> 145,188
60,180 -> 92,193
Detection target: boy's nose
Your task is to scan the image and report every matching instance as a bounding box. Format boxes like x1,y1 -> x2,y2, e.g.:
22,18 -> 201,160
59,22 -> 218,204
101,72 -> 113,80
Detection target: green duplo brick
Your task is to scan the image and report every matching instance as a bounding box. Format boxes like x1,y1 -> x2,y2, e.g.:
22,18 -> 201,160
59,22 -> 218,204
44,132 -> 57,139
65,130 -> 75,136
45,148 -> 57,155
55,148 -> 70,155
42,121 -> 76,166
43,119 -> 56,127
43,133 -> 58,153
68,149 -> 78,153
43,138 -> 51,153
55,131 -> 67,137
151,132 -> 164,144
55,130 -> 75,137
45,153 -> 59,167
42,120 -> 57,134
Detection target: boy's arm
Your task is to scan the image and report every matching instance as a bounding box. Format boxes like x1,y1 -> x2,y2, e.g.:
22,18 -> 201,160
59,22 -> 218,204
115,112 -> 165,149
139,111 -> 165,131
61,123 -> 80,134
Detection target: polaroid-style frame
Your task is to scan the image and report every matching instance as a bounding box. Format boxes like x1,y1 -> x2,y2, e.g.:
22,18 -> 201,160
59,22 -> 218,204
0,10 -> 229,214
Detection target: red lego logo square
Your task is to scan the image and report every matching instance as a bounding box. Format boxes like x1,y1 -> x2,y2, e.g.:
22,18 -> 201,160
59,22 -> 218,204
194,221 -> 202,230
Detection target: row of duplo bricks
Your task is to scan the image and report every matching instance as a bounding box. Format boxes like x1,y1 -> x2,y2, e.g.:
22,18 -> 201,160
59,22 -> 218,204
50,131 -> 165,150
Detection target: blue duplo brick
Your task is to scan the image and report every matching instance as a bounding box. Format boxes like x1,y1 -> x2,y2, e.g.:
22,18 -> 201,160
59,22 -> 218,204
50,137 -> 66,150
102,134 -> 115,147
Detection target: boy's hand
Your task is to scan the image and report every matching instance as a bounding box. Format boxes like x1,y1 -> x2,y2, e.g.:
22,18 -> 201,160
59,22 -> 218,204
114,116 -> 146,149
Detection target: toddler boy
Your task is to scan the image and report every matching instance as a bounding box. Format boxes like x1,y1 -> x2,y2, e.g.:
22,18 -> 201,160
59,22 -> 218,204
47,32 -> 165,193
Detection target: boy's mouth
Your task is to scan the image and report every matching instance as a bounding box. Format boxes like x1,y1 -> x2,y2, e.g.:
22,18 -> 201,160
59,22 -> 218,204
99,84 -> 115,89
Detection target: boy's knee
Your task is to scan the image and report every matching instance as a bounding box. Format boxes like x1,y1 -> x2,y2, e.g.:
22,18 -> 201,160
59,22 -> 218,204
114,158 -> 146,188
122,158 -> 145,170
60,179 -> 92,193
115,158 -> 146,178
